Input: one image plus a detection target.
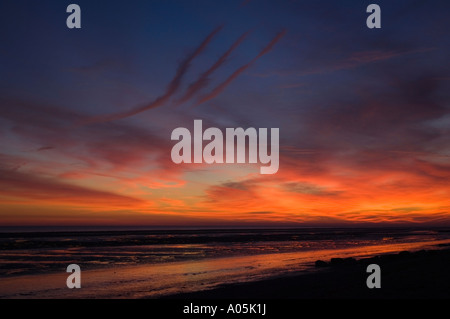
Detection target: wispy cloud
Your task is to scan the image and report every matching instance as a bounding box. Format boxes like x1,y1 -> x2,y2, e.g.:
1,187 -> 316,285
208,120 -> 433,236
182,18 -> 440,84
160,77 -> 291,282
177,30 -> 252,105
0,167 -> 145,207
0,97 -> 185,187
297,48 -> 437,77
196,29 -> 287,106
239,0 -> 252,7
79,26 -> 223,125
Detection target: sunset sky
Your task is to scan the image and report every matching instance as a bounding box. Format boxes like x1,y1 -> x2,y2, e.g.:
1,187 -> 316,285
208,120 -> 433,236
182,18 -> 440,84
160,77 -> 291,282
0,0 -> 449,227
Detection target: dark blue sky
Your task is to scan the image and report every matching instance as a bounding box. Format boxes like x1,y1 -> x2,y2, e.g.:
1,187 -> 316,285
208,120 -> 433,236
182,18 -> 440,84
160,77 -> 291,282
0,1 -> 449,226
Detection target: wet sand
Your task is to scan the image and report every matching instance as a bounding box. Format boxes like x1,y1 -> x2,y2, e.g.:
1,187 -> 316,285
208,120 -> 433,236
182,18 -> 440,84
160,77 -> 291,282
165,248 -> 450,299
2,239 -> 450,299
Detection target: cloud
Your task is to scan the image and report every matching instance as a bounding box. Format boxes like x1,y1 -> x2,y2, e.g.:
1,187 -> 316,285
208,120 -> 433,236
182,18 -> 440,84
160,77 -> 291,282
196,29 -> 287,106
0,167 -> 145,207
193,137 -> 450,224
0,97 -> 186,186
299,48 -> 436,76
78,26 -> 223,125
71,27 -> 287,124
245,211 -> 274,215
239,0 -> 252,7
300,74 -> 448,154
36,146 -> 54,152
177,30 -> 251,105
283,182 -> 341,196
278,82 -> 306,89
222,180 -> 254,191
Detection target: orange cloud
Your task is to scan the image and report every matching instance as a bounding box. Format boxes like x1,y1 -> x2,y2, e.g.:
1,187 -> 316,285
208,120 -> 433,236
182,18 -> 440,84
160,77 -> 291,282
0,168 -> 147,209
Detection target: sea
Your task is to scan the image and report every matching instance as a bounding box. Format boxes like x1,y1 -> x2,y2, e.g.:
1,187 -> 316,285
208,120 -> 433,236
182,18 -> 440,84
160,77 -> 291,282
1,227 -> 450,298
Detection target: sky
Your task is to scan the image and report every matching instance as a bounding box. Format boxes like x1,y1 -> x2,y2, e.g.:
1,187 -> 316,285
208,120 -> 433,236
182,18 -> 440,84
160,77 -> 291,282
0,0 -> 449,227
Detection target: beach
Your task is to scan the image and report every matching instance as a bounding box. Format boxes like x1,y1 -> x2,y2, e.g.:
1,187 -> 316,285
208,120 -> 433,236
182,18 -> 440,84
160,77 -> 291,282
166,248 -> 450,299
1,227 -> 450,299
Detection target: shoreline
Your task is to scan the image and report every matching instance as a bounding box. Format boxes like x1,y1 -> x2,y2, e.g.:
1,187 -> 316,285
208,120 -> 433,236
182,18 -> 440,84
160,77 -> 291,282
163,247 -> 450,299
1,242 -> 450,299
